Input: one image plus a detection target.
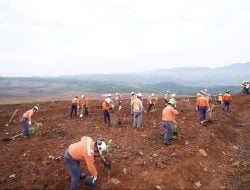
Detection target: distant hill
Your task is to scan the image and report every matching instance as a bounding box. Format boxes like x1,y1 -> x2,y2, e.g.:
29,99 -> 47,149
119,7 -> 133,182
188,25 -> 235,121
0,62 -> 247,97
74,62 -> 250,86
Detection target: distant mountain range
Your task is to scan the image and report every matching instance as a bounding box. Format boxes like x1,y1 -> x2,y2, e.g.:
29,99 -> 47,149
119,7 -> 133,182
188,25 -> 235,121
72,62 -> 250,86
0,62 -> 248,96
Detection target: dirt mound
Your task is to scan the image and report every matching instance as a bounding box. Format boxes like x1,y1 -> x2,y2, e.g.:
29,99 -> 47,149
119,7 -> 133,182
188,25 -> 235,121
0,95 -> 249,189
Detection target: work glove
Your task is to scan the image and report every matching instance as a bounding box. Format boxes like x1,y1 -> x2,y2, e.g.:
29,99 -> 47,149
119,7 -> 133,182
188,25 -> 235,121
195,107 -> 198,111
28,121 -> 32,125
85,176 -> 97,186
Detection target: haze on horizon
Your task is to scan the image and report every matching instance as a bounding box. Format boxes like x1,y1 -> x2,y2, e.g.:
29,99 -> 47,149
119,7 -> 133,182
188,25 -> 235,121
0,0 -> 250,77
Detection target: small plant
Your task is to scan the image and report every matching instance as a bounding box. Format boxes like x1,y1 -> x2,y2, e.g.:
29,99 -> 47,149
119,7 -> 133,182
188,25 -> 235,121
106,139 -> 117,155
184,98 -> 190,107
207,104 -> 216,121
34,122 -> 43,137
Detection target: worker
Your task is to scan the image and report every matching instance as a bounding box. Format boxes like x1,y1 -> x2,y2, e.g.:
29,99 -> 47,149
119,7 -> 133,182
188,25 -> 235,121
217,93 -> 223,105
130,91 -> 136,115
115,93 -> 123,110
196,90 -> 209,125
133,93 -> 143,128
80,95 -> 89,116
147,93 -> 157,112
22,106 -> 38,137
164,91 -> 170,105
169,94 -> 177,108
223,90 -> 233,111
102,98 -> 111,126
70,96 -> 80,118
64,136 -> 107,190
196,91 -> 202,100
246,81 -> 250,95
162,99 -> 179,145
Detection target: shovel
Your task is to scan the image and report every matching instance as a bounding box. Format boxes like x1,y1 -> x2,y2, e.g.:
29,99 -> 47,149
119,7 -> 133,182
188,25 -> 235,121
2,133 -> 23,141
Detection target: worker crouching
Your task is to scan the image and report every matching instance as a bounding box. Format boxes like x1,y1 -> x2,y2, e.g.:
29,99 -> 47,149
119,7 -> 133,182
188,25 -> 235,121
64,136 -> 107,190
162,100 -> 179,145
22,106 -> 38,137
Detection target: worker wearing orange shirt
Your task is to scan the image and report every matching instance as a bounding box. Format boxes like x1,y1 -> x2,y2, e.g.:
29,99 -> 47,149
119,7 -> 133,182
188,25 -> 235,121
115,93 -> 123,110
64,136 -> 107,190
102,98 -> 111,125
217,93 -> 223,104
22,106 -> 38,137
80,95 -> 89,116
70,96 -> 80,118
223,90 -> 233,111
196,91 -> 209,125
147,93 -> 157,112
162,99 -> 179,145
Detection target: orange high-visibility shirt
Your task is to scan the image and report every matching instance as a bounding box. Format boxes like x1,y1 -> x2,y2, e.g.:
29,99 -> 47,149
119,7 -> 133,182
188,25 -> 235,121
223,93 -> 232,102
72,97 -> 79,106
23,109 -> 34,122
162,106 -> 179,122
102,102 -> 110,111
196,92 -> 202,100
133,98 -> 143,111
218,95 -> 223,102
118,95 -> 123,100
150,97 -> 157,105
68,136 -> 97,177
196,96 -> 209,107
82,98 -> 89,106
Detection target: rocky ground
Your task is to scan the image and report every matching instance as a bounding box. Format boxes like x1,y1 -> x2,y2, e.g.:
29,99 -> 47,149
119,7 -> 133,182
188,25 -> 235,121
0,94 -> 249,189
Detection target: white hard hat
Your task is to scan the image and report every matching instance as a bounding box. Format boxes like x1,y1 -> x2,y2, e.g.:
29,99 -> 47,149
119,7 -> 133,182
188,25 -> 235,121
131,91 -> 135,95
169,98 -> 175,105
137,93 -> 142,97
34,106 -> 39,112
166,90 -> 170,94
81,95 -> 85,98
171,94 -> 176,98
151,93 -> 155,96
105,98 -> 111,103
96,139 -> 107,155
204,89 -> 208,92
116,93 -> 119,96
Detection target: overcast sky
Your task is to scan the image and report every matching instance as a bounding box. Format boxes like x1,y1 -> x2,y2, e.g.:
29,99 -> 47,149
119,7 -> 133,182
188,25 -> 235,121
0,0 -> 249,76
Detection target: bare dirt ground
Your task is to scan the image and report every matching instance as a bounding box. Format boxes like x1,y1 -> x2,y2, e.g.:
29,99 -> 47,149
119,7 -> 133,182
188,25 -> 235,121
0,94 -> 249,189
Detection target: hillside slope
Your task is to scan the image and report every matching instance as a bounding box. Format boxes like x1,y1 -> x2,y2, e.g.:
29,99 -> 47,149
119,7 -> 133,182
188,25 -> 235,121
0,94 -> 249,189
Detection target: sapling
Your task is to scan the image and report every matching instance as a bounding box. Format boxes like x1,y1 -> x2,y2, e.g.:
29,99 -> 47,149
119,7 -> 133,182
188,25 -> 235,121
34,122 -> 43,137
207,104 -> 215,121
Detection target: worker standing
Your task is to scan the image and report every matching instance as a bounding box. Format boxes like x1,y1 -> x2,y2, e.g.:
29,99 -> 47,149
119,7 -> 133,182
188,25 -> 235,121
130,91 -> 136,115
22,106 -> 39,137
102,98 -> 111,126
70,96 -> 80,118
169,94 -> 177,108
164,91 -> 170,105
223,90 -> 233,111
81,95 -> 89,116
115,93 -> 123,111
162,99 -> 179,145
217,93 -> 223,105
196,91 -> 209,125
133,93 -> 143,128
64,136 -> 107,190
147,93 -> 157,112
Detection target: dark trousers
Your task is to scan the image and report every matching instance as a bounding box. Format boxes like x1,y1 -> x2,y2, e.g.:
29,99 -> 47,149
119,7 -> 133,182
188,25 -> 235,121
103,110 -> 110,124
147,104 -> 155,112
163,121 -> 173,144
223,101 -> 230,111
64,150 -> 80,190
70,104 -> 77,117
198,106 -> 207,122
83,105 -> 89,115
22,117 -> 30,136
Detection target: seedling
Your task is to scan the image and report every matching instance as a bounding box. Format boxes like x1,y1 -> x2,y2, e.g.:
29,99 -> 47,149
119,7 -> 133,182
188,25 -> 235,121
34,122 -> 43,137
207,104 -> 216,122
183,98 -> 190,107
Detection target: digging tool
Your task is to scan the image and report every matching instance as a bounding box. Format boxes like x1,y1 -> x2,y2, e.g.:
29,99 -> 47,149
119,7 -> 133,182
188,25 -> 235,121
99,154 -> 111,182
5,109 -> 18,127
2,133 -> 23,141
